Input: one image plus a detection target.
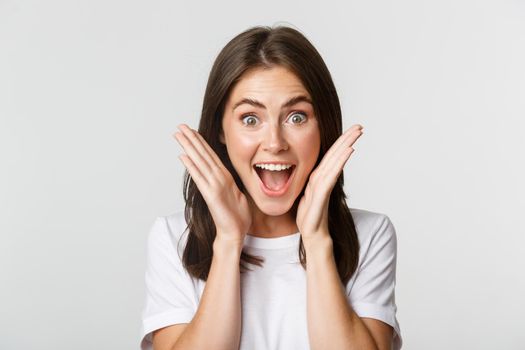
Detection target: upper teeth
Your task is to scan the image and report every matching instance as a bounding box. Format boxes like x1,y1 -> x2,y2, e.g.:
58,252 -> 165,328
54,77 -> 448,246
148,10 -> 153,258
255,164 -> 294,171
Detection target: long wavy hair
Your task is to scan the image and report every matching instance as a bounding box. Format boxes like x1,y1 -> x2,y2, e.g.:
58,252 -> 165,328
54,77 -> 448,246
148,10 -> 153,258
180,25 -> 360,286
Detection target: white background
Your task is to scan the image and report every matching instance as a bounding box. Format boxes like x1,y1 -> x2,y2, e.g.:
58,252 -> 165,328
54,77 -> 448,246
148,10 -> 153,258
1,0 -> 524,349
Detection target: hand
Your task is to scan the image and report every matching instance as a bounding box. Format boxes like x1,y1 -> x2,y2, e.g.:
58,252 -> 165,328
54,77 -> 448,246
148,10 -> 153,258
296,124 -> 364,242
173,124 -> 252,245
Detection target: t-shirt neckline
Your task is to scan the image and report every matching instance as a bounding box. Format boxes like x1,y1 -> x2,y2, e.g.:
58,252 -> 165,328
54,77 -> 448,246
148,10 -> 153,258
243,231 -> 301,249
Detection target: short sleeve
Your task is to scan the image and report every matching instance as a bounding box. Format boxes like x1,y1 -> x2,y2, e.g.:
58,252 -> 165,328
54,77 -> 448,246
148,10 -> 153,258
140,216 -> 197,350
348,214 -> 403,350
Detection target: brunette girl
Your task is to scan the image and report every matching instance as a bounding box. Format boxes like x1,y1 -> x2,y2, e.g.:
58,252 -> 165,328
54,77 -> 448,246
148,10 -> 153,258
141,25 -> 402,350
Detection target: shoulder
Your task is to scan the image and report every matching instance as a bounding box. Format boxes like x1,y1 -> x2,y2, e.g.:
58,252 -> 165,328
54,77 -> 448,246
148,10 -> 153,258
163,209 -> 189,238
147,210 -> 190,258
349,207 -> 397,257
349,207 -> 395,237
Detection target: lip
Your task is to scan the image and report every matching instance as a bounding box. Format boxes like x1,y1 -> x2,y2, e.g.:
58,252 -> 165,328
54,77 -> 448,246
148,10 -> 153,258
254,165 -> 296,197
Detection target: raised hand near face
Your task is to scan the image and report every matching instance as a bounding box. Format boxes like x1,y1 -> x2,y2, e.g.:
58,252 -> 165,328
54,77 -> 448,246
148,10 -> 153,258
295,124 -> 364,243
173,124 -> 252,246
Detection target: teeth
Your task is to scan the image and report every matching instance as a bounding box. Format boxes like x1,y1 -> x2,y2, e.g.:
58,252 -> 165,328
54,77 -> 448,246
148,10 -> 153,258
255,164 -> 294,171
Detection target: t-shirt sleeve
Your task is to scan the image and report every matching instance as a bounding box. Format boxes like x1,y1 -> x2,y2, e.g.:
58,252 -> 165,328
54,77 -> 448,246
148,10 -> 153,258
348,214 -> 403,350
140,216 -> 197,350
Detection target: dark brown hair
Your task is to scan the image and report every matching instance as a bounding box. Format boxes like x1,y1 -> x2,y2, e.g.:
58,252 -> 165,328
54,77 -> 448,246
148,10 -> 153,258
180,24 -> 359,286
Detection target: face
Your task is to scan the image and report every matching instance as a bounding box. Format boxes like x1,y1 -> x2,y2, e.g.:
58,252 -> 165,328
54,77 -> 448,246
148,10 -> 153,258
220,65 -> 321,218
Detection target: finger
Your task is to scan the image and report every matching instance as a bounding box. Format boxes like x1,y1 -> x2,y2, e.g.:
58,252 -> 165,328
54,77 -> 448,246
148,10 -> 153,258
310,146 -> 355,204
178,124 -> 228,174
328,124 -> 363,153
333,125 -> 363,154
174,124 -> 214,177
332,146 -> 355,178
178,153 -> 210,188
317,125 -> 361,169
316,126 -> 363,179
322,129 -> 362,178
192,129 -> 228,172
331,128 -> 362,163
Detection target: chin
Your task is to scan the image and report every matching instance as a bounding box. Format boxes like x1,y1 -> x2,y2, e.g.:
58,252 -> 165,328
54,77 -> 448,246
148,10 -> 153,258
259,204 -> 292,216
251,196 -> 296,216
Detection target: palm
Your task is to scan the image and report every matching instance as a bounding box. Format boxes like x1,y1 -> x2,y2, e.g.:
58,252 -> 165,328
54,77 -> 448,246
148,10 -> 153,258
295,125 -> 364,238
295,166 -> 328,237
174,124 -> 252,241
209,173 -> 252,239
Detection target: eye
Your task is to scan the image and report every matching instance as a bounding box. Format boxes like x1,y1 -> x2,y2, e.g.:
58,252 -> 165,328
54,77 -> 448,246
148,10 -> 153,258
288,112 -> 307,124
241,114 -> 259,126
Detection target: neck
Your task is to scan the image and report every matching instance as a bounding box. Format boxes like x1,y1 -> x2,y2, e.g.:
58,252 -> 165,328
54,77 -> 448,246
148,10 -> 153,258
248,206 -> 298,239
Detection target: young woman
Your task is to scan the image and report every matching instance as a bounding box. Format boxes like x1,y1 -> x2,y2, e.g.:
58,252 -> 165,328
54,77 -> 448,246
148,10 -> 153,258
140,25 -> 402,350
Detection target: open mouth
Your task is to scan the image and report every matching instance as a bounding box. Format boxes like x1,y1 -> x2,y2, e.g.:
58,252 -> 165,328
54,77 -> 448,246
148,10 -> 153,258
253,165 -> 296,195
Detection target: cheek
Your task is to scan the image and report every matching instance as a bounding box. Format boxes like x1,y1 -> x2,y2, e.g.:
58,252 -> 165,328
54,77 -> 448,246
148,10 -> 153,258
294,128 -> 321,166
226,134 -> 258,163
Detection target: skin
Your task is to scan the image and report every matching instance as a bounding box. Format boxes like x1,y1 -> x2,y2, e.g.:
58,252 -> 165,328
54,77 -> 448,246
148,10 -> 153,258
173,65 -> 394,349
219,65 -> 321,238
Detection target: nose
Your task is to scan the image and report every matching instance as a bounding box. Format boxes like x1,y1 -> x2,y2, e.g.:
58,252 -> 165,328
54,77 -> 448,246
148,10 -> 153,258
262,123 -> 288,153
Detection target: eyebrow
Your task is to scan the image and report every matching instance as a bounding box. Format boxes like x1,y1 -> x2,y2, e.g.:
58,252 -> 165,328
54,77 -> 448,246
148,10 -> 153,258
232,95 -> 313,112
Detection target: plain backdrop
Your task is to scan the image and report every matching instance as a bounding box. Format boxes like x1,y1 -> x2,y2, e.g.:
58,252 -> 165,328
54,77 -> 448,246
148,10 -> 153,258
1,0 -> 524,349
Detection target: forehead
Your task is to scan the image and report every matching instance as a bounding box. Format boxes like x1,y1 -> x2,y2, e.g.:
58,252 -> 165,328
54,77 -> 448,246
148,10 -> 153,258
227,66 -> 310,103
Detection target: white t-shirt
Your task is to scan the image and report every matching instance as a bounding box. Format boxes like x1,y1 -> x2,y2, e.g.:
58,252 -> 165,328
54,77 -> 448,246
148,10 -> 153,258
140,208 -> 403,350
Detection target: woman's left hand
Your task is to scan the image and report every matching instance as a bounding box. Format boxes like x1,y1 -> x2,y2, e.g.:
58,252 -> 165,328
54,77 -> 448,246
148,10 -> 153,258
296,124 -> 364,243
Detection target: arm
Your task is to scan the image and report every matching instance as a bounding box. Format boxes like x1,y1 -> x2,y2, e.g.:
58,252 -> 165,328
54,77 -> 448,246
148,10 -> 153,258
160,124 -> 254,350
294,125 -> 398,349
154,236 -> 243,350
304,235 -> 393,350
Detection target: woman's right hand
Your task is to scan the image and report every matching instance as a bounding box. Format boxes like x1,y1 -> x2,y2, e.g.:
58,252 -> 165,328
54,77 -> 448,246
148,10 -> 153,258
173,124 -> 252,246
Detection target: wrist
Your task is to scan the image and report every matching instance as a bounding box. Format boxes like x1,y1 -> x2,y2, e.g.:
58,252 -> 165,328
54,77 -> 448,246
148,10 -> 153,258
302,234 -> 333,259
213,235 -> 244,257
